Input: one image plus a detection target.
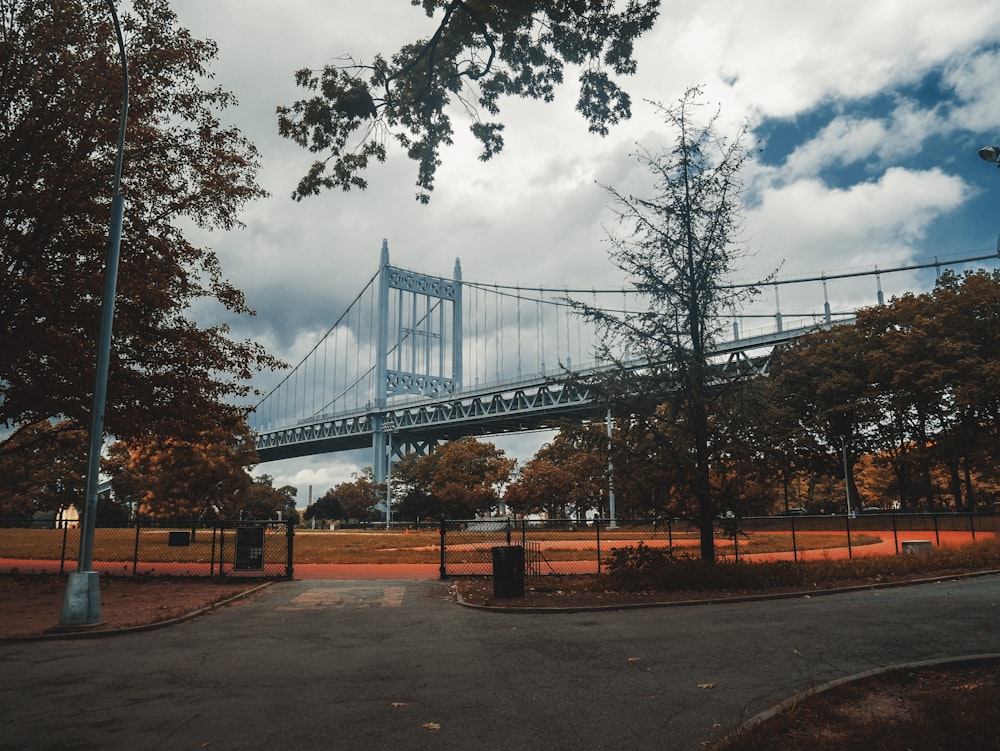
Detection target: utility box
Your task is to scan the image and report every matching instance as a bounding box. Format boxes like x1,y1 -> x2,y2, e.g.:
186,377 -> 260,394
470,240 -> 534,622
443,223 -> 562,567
235,525 -> 265,571
901,540 -> 933,556
167,531 -> 190,547
492,545 -> 525,598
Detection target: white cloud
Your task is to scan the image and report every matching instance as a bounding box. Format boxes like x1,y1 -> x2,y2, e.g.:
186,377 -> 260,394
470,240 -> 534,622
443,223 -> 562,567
161,0 -> 1000,494
944,47 -> 1000,133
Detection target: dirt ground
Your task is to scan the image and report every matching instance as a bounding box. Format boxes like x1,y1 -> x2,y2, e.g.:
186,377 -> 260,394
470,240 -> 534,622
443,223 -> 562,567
0,574 -> 263,638
717,659 -> 1000,750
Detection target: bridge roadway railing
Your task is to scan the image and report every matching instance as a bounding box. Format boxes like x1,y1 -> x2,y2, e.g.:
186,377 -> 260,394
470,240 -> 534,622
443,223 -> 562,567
252,318 -> 854,462
253,365 -> 606,462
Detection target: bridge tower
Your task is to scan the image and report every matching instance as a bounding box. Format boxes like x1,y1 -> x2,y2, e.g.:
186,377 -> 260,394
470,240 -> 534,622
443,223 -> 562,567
372,240 -> 463,486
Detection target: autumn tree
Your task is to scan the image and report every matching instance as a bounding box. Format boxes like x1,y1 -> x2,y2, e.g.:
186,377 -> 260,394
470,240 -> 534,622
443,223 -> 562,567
763,324 -> 878,513
278,0 -> 660,203
504,457 -> 574,518
414,437 -> 514,518
0,420 -> 88,518
573,87 -> 755,561
105,428 -> 258,518
506,425 -> 608,518
1,0 -> 279,460
329,470 -> 382,522
241,475 -> 298,521
390,452 -> 441,521
858,270 -> 1000,510
913,270 -> 1000,509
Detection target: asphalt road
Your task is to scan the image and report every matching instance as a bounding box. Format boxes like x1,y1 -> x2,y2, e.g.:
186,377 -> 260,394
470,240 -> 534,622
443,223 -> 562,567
3,575 -> 999,751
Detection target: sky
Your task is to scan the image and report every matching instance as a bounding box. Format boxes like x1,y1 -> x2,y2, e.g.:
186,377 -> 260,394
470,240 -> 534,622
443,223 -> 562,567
166,0 -> 1000,506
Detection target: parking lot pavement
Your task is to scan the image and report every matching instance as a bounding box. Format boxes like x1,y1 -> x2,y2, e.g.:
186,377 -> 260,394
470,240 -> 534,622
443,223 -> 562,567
2,575 -> 999,750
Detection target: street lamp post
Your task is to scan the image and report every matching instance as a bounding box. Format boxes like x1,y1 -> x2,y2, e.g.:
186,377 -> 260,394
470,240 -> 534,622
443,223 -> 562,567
383,414 -> 398,529
839,436 -> 853,518
606,408 -> 617,528
60,0 -> 129,626
978,145 -> 1000,167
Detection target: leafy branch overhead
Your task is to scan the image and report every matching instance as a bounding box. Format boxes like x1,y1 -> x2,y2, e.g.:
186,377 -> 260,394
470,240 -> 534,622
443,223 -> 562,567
277,0 -> 660,203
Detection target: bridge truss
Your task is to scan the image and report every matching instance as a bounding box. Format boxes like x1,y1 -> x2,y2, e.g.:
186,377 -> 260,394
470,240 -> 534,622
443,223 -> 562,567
250,241 -> 1000,478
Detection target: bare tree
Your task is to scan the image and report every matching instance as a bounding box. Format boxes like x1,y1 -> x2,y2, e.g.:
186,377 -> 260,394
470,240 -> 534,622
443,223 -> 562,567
574,86 -> 757,563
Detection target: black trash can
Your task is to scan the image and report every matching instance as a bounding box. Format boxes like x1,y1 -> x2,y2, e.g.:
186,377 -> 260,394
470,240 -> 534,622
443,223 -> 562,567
235,525 -> 265,571
492,545 -> 524,598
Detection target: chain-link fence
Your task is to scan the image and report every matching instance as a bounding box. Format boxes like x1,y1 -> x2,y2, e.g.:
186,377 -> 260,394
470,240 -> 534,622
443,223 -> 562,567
0,518 -> 294,579
439,512 -> 999,577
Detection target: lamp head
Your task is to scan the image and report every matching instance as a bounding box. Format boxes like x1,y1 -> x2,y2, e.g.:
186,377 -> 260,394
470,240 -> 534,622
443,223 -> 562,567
979,145 -> 1000,164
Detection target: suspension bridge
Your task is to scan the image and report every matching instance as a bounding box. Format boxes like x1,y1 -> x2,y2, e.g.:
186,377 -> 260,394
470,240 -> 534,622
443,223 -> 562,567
249,239 -> 1000,485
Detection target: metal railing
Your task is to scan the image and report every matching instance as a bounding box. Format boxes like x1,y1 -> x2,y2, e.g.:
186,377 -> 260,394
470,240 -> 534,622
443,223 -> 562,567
0,518 -> 294,579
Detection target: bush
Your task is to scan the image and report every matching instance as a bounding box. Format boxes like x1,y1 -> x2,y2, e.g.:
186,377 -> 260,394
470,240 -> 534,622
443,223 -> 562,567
604,537 -> 1000,594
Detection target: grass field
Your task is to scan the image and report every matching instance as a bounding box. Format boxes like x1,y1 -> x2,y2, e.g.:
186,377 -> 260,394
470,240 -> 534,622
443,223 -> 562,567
0,524 -> 949,567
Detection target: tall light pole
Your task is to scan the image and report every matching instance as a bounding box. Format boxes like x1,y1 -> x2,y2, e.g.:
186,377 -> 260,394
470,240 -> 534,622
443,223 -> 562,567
839,436 -> 853,518
383,413 -> 398,529
60,0 -> 128,626
606,408 -> 617,528
979,146 -> 1000,167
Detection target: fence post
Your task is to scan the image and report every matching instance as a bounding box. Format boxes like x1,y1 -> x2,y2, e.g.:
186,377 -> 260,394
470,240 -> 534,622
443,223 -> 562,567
60,522 -> 69,574
892,513 -> 899,555
133,520 -> 141,574
596,517 -> 602,573
790,516 -> 798,562
733,528 -> 739,563
219,521 -> 226,578
210,521 -> 218,577
438,517 -> 447,579
970,511 -> 976,541
505,517 -> 512,546
285,517 -> 294,580
846,514 -> 853,559
934,513 -> 940,546
668,518 -> 674,549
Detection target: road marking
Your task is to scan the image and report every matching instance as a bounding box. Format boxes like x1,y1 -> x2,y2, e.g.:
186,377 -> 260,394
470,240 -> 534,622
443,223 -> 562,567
278,585 -> 407,610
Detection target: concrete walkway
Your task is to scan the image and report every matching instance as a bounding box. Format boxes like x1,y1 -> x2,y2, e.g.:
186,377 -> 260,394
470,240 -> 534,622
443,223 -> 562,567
2,575 -> 999,750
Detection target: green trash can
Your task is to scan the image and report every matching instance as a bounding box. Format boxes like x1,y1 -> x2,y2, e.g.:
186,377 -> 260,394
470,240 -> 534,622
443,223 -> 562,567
492,545 -> 524,598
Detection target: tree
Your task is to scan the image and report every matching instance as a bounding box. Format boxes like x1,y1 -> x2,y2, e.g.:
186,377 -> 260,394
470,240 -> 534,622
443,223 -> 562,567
415,437 -> 515,518
505,457 -> 576,517
0,420 -> 88,518
504,423 -> 608,518
573,86 -> 755,562
390,452 -> 441,521
303,491 -> 344,525
330,471 -> 382,522
277,0 -> 660,203
241,475 -> 298,521
764,324 -> 877,513
105,428 -> 258,518
1,0 -> 279,457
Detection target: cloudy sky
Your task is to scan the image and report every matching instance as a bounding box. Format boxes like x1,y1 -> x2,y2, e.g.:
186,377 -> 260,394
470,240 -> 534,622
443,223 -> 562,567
167,0 -> 1000,505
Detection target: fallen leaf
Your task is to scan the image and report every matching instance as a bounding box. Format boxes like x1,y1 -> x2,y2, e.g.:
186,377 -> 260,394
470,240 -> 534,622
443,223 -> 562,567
422,723 -> 441,732
390,702 -> 407,708
627,657 -> 641,662
697,683 -> 716,690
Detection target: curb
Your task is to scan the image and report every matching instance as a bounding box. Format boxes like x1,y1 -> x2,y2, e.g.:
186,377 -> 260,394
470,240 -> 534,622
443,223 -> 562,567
1,581 -> 274,642
716,652 -> 1000,747
453,569 -> 1000,614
